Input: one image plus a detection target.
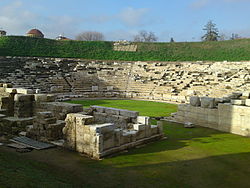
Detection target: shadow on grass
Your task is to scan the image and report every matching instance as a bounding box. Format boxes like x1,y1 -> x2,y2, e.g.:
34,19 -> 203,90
109,152 -> 250,188
121,121 -> 226,156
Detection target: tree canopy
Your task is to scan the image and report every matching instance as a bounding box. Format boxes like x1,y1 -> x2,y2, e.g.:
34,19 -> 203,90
202,20 -> 220,41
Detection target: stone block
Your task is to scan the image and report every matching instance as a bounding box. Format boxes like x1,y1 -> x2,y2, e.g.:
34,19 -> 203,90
92,86 -> 98,91
91,106 -> 106,113
93,112 -> 107,123
36,111 -> 53,118
190,96 -> 201,107
200,97 -> 215,108
34,94 -> 47,102
137,116 -> 150,125
14,94 -> 34,102
150,125 -> 158,135
242,91 -> 250,98
245,99 -> 250,107
119,109 -> 139,118
46,95 -> 56,102
107,86 -> 113,91
4,88 -> 17,94
231,99 -> 245,106
105,107 -> 120,115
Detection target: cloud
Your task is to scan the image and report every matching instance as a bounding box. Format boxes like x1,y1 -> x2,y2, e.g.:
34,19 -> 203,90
105,29 -> 138,41
0,1 -> 81,38
119,7 -> 150,27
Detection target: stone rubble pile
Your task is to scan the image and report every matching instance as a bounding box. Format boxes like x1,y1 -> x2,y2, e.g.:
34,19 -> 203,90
0,84 -> 82,139
28,112 -> 65,141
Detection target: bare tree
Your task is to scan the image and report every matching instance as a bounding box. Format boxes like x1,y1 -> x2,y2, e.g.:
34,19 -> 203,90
133,30 -> 158,42
231,33 -> 241,40
76,31 -> 105,41
201,20 -> 219,41
219,33 -> 229,41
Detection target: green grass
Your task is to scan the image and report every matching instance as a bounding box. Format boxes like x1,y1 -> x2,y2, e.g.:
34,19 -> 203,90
0,122 -> 250,188
0,100 -> 249,187
68,99 -> 178,117
1,36 -> 250,61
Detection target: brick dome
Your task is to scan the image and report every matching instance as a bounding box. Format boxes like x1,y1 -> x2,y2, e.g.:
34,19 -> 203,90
26,29 -> 44,38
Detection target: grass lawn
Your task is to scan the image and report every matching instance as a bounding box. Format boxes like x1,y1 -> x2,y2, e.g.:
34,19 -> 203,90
0,100 -> 250,188
68,99 -> 178,117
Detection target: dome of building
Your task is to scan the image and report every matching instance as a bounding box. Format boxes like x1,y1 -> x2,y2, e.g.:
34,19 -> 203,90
26,29 -> 44,38
0,30 -> 7,36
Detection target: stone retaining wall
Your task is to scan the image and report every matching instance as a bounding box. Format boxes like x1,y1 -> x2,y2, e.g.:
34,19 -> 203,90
1,57 -> 250,102
173,93 -> 250,136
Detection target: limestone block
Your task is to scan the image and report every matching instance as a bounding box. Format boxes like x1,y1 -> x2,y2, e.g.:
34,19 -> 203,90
245,99 -> 250,107
50,86 -> 64,93
36,111 -> 53,119
150,125 -> 158,135
186,90 -> 196,96
89,123 -> 114,134
242,91 -> 250,98
107,86 -> 113,91
105,107 -> 120,115
91,106 -> 106,113
200,97 -> 215,108
137,116 -> 150,125
4,88 -> 17,94
92,86 -> 98,91
231,99 -> 245,106
93,112 -> 107,123
3,83 -> 12,88
14,94 -> 34,102
81,115 -> 94,125
34,94 -> 48,102
218,103 -> 233,115
103,134 -> 115,150
190,96 -> 201,107
119,109 -> 139,118
157,121 -> 163,133
46,95 -> 56,102
121,130 -> 133,144
16,88 -> 34,94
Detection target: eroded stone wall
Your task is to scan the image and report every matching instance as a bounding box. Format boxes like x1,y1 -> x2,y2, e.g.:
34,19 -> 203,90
173,93 -> 250,136
63,106 -> 163,159
1,57 -> 250,102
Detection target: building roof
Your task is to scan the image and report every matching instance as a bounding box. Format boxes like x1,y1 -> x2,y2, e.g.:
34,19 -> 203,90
27,29 -> 44,37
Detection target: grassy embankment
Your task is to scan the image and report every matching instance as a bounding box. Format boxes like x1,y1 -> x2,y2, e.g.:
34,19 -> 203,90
1,36 -> 250,61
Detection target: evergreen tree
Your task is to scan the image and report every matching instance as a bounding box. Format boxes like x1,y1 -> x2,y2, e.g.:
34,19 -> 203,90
202,20 -> 219,41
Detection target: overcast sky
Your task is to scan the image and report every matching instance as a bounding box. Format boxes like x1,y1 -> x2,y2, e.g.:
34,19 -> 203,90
1,0 -> 250,42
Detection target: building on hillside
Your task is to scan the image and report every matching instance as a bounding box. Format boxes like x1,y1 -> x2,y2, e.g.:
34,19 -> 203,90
26,29 -> 44,38
0,30 -> 7,36
56,34 -> 71,41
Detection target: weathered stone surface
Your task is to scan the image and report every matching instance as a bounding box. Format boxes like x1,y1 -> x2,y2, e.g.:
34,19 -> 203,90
2,57 -> 250,103
231,99 -> 245,106
200,97 -> 215,108
190,96 -> 201,107
245,99 -> 250,106
63,111 -> 163,159
173,92 -> 250,137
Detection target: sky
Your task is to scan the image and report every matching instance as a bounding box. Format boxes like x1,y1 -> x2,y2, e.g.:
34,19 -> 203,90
1,0 -> 250,42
